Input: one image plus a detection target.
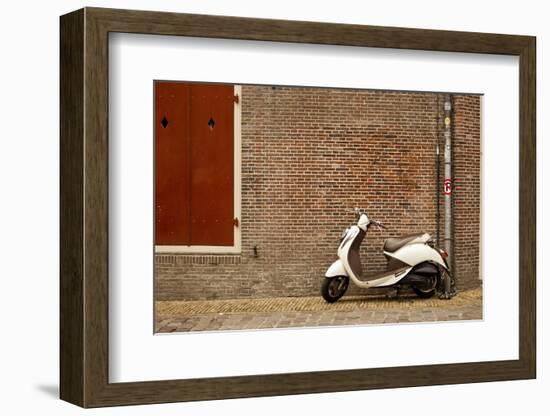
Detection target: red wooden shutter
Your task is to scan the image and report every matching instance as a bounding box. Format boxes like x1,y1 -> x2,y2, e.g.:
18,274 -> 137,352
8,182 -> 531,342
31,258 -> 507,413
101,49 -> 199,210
155,82 -> 191,245
155,82 -> 234,246
189,84 -> 235,246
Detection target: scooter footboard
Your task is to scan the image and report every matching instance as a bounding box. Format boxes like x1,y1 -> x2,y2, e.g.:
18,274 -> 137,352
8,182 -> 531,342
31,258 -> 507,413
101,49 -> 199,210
325,259 -> 348,278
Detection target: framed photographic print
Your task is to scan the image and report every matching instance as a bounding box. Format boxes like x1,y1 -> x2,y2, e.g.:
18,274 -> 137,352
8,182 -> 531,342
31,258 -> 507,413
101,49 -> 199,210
60,7 -> 536,408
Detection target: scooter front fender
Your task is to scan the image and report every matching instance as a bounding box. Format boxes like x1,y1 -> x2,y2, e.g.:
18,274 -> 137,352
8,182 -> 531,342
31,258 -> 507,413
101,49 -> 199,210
325,259 -> 348,278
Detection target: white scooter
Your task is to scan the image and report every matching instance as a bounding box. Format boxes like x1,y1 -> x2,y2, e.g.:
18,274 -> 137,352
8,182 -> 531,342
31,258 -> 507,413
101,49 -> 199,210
322,208 -> 454,303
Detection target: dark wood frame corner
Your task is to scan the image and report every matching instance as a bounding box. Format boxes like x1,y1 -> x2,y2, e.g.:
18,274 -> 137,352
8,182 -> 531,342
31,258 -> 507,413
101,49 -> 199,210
60,7 -> 536,408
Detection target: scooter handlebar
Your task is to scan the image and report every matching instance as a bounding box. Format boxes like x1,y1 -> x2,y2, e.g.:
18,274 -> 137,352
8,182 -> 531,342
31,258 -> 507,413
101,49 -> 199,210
369,219 -> 387,230
349,209 -> 387,230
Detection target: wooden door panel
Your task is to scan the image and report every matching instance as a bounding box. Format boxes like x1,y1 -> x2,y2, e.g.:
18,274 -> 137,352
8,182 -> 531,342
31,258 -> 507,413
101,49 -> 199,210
155,82 -> 234,247
155,82 -> 190,245
189,84 -> 234,246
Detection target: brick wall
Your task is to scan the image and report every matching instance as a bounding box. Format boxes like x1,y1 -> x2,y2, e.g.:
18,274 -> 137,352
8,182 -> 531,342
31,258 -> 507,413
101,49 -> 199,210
452,96 -> 481,289
155,86 -> 480,301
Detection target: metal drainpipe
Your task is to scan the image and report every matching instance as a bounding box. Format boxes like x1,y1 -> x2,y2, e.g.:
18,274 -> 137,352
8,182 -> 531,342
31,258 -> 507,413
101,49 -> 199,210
435,95 -> 441,247
442,95 -> 454,297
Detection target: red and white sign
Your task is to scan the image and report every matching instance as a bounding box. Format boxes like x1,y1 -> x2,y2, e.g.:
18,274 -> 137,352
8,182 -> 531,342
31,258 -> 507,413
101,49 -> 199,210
443,178 -> 452,195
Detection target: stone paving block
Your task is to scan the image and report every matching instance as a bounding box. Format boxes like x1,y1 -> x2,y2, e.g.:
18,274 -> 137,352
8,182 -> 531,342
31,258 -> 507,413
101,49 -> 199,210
156,288 -> 482,333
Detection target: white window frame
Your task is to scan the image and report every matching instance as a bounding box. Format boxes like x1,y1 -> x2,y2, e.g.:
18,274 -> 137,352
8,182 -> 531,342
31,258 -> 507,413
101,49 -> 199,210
155,85 -> 242,254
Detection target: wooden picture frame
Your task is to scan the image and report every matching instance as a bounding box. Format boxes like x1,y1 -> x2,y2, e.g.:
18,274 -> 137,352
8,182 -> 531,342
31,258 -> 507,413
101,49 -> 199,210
60,7 -> 536,408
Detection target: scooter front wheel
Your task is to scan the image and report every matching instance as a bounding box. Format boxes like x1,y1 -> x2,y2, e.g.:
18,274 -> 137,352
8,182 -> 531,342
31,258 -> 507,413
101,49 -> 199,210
321,276 -> 349,303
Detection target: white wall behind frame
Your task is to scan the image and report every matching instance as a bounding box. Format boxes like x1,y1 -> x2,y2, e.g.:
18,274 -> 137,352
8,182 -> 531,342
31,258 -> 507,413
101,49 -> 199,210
1,1 -> 546,416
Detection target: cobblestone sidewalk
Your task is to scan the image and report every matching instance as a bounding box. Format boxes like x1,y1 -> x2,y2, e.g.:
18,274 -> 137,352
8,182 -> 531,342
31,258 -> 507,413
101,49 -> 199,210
155,287 -> 482,333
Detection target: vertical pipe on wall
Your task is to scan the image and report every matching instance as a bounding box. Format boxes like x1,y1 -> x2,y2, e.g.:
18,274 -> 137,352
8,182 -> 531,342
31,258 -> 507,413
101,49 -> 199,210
435,95 -> 441,247
443,95 -> 453,296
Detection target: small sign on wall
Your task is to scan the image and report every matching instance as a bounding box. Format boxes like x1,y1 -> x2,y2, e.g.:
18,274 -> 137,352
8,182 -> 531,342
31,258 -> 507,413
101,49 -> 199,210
443,178 -> 452,195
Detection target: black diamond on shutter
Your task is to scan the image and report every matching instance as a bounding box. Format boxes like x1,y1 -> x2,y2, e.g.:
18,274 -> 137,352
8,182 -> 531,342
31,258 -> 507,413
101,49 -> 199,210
207,117 -> 215,130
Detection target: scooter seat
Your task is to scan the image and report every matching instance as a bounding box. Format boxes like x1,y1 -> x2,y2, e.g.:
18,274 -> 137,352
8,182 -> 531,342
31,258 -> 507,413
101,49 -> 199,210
383,232 -> 426,252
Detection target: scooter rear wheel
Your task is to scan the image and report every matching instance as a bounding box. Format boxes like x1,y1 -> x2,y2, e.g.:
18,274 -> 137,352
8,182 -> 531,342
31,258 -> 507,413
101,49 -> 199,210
321,276 -> 349,303
412,287 -> 436,299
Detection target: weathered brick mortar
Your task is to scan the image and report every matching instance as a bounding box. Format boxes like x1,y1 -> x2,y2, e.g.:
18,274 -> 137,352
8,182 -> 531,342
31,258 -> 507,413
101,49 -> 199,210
155,86 -> 481,301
